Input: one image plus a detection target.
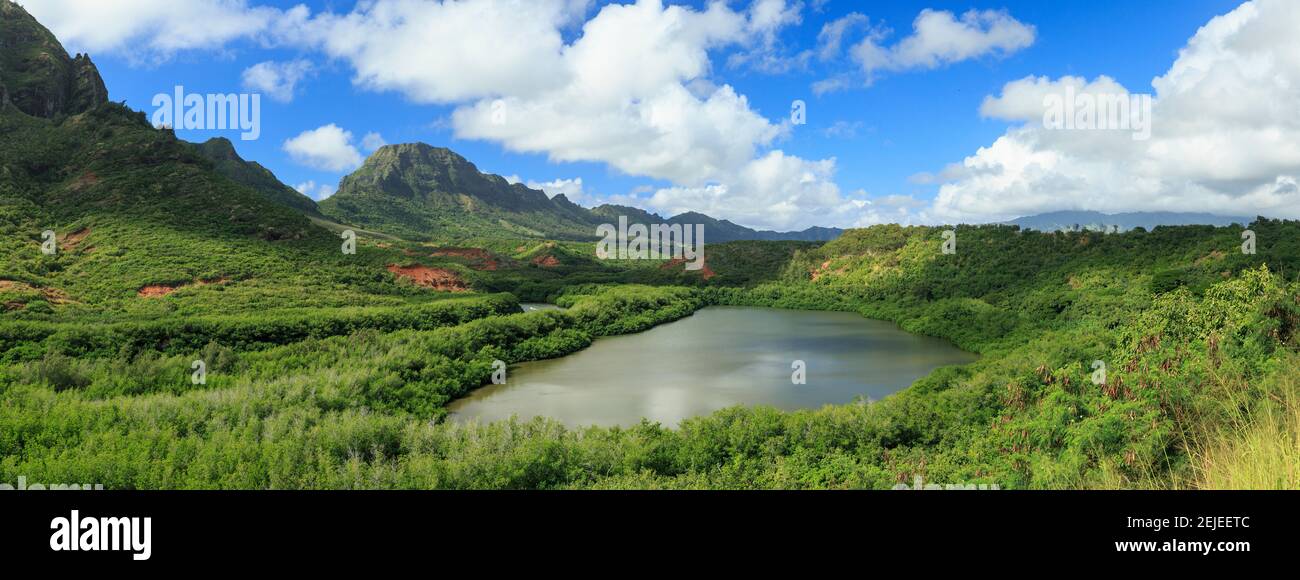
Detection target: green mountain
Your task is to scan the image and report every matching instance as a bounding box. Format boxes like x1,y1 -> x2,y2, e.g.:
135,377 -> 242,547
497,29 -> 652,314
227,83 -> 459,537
192,137 -> 322,217
320,143 -> 845,244
0,0 -> 106,120
666,211 -> 842,242
319,143 -> 599,242
0,0 -> 407,315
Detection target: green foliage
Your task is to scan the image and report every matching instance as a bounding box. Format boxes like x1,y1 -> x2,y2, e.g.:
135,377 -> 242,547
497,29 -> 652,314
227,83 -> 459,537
1,294 -> 520,361
4,8 -> 1299,489
318,143 -> 599,242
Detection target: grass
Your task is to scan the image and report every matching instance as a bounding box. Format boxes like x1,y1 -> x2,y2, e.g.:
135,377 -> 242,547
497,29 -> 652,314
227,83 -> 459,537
1189,354 -> 1300,489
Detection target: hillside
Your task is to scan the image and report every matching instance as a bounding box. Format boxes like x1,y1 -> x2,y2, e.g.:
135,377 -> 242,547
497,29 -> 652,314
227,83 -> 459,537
0,0 -> 489,317
319,142 -> 845,244
193,137 -> 322,217
701,220 -> 1300,488
318,143 -> 599,242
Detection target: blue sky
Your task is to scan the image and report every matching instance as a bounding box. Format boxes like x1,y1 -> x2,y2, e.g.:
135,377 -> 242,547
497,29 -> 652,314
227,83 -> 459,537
21,0 -> 1298,230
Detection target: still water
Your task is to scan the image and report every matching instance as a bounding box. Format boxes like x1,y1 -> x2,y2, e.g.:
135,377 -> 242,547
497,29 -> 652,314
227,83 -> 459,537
448,306 -> 976,427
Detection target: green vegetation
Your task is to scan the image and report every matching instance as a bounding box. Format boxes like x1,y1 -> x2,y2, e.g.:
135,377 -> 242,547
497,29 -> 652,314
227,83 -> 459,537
4,220 -> 1296,489
701,222 -> 1300,488
0,285 -> 706,487
318,143 -> 600,242
193,137 -> 322,217
1,0 -> 1295,490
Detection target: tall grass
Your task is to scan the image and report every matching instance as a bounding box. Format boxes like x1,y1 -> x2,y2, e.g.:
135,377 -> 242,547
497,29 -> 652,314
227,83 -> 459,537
1191,355 -> 1299,489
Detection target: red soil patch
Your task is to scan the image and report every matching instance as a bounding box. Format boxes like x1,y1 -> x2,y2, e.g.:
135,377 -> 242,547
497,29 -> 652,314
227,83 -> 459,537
59,228 -> 90,252
810,259 -> 833,282
386,264 -> 469,292
138,285 -> 178,298
0,280 -> 76,304
432,248 -> 500,271
137,277 -> 230,298
532,254 -> 561,268
41,287 -> 74,305
662,257 -> 716,280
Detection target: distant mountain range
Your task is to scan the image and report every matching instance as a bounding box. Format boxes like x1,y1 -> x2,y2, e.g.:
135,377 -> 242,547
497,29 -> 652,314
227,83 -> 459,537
1004,210 -> 1254,232
305,142 -> 842,243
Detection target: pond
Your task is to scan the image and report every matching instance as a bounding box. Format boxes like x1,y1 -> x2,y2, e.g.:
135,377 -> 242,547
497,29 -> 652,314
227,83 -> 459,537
447,306 -> 977,427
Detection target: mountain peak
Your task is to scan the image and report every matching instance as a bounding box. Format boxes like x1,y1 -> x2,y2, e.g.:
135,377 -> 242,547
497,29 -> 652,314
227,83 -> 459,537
197,137 -> 240,161
191,137 -> 321,216
343,142 -> 507,201
320,142 -> 592,241
0,0 -> 108,118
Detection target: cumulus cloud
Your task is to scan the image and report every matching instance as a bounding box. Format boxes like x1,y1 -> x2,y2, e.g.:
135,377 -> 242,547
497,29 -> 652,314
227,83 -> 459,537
726,0 -> 811,73
15,0 -> 278,56
272,0 -> 576,104
816,12 -> 868,61
506,175 -> 587,202
241,60 -> 313,103
441,0 -> 857,229
645,151 -> 868,230
361,132 -> 387,152
853,9 -> 1035,75
283,124 -> 364,172
928,0 -> 1300,224
294,180 -> 337,201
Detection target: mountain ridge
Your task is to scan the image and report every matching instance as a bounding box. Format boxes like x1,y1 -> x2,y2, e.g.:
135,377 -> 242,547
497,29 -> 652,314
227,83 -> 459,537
320,141 -> 844,243
192,137 -> 322,217
1005,210 -> 1253,232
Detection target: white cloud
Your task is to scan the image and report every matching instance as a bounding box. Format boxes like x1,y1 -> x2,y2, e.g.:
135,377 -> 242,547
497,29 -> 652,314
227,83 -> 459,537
978,75 -> 1131,122
929,0 -> 1300,224
15,0 -> 279,56
273,0 -> 575,104
294,180 -> 337,201
361,132 -> 387,151
821,120 -> 864,139
251,0 -> 862,230
726,0 -> 810,73
816,12 -> 868,61
241,60 -> 313,103
283,124 -> 364,172
504,174 -> 586,202
852,9 -> 1035,75
443,1 -> 861,229
646,151 -> 867,230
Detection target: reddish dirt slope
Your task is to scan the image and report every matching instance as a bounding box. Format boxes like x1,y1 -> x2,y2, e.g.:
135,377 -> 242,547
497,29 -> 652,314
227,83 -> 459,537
386,265 -> 470,292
